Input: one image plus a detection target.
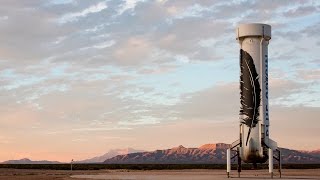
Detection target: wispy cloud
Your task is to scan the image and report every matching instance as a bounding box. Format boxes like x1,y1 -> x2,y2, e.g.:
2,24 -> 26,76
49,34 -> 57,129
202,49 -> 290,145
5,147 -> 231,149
80,40 -> 116,50
117,0 -> 142,16
50,0 -> 75,5
58,1 -> 108,23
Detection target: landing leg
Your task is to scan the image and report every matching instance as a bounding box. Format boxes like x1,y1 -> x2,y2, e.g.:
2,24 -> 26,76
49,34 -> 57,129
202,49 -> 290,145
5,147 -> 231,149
227,149 -> 231,178
237,149 -> 241,178
278,149 -> 282,178
269,148 -> 273,179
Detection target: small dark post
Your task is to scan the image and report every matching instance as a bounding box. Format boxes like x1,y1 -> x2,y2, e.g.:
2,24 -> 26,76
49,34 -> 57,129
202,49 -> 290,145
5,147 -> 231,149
71,159 -> 73,172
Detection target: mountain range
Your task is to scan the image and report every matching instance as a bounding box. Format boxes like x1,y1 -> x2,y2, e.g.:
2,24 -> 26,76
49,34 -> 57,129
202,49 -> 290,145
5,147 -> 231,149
104,143 -> 320,164
76,148 -> 144,163
2,144 -> 320,164
104,143 -> 230,164
1,158 -> 61,164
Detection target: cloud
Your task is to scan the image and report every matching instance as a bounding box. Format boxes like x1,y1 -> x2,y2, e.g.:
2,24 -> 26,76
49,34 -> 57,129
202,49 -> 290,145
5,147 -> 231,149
117,0 -> 143,16
297,69 -> 320,81
58,1 -> 108,23
112,37 -> 154,66
269,78 -> 306,99
0,2 -> 72,62
176,77 -> 317,122
50,0 -> 75,5
138,64 -> 177,75
0,104 -> 40,126
154,18 -> 230,61
283,5 -> 319,18
177,83 -> 239,121
71,127 -> 132,132
118,116 -> 161,126
80,39 -> 116,50
302,20 -> 320,37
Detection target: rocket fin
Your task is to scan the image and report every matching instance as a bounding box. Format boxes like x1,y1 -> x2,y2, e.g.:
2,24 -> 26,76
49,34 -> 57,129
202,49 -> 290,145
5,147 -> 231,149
267,138 -> 278,150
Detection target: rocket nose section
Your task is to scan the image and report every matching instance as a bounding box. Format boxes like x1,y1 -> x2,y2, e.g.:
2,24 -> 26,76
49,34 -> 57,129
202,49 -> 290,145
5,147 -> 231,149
236,23 -> 271,40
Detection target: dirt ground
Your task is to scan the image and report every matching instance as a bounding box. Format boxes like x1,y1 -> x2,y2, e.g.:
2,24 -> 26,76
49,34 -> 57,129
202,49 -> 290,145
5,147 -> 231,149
0,169 -> 319,180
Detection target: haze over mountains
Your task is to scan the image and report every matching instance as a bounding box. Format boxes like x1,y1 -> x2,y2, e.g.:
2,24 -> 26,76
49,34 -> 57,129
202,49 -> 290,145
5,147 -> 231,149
2,143 -> 320,164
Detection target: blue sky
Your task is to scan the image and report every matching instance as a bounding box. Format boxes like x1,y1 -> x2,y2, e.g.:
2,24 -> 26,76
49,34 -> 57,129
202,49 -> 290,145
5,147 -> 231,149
0,0 -> 319,161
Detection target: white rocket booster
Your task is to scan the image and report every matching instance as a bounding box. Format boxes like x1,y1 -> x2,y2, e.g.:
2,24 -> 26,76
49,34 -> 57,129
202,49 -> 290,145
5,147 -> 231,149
236,23 -> 277,163
227,23 -> 281,178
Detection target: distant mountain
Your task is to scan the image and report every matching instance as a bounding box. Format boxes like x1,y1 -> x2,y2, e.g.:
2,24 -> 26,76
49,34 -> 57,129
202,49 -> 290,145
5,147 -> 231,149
280,148 -> 320,163
104,143 -> 320,164
77,148 -> 144,163
309,150 -> 320,158
104,143 -> 230,164
2,158 -> 61,164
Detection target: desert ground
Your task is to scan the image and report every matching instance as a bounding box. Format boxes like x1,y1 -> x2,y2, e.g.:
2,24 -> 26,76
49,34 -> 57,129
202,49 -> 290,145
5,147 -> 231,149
0,169 -> 319,180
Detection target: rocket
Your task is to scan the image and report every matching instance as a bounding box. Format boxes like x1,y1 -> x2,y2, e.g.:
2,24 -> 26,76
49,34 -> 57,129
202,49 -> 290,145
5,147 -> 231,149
227,23 -> 281,178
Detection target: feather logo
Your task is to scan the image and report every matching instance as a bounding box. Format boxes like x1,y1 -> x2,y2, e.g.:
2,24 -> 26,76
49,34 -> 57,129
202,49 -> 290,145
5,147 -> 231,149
239,49 -> 261,146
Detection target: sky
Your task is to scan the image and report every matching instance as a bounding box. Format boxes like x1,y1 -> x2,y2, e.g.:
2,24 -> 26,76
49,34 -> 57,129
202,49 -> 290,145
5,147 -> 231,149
0,0 -> 319,162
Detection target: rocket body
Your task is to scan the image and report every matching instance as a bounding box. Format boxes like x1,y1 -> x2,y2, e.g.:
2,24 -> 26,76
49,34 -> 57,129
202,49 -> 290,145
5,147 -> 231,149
236,24 -> 272,163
